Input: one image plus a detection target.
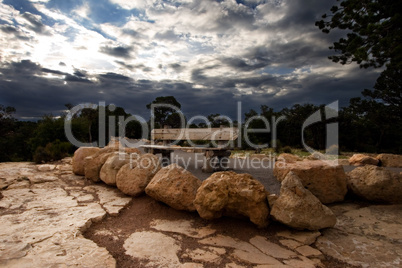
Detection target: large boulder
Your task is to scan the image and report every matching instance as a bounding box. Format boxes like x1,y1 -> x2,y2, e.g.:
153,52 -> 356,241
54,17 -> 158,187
376,154 -> 402,168
124,147 -> 141,155
84,152 -> 115,182
194,171 -> 269,228
116,154 -> 161,196
347,166 -> 402,203
84,145 -> 136,182
100,152 -> 131,186
270,172 -> 337,231
274,160 -> 347,204
349,154 -> 379,166
276,153 -> 302,163
145,164 -> 202,211
72,147 -> 101,175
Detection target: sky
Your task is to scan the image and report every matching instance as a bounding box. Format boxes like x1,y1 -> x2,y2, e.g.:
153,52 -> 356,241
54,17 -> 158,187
0,0 -> 381,121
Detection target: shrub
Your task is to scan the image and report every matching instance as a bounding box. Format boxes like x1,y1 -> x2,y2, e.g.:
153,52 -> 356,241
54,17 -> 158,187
33,140 -> 72,163
33,146 -> 50,163
282,146 -> 292,153
273,140 -> 282,154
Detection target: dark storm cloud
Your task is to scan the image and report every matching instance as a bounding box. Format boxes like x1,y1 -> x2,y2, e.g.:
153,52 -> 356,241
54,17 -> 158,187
41,68 -> 66,75
99,45 -> 133,58
21,12 -> 50,35
169,63 -> 183,72
221,57 -> 270,72
0,59 -> 239,120
0,25 -> 18,34
65,74 -> 92,83
0,24 -> 30,40
99,72 -> 131,81
115,60 -> 134,70
73,70 -> 87,77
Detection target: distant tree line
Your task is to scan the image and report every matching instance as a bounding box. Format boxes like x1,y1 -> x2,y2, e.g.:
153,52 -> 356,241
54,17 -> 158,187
0,104 -> 143,163
0,91 -> 400,163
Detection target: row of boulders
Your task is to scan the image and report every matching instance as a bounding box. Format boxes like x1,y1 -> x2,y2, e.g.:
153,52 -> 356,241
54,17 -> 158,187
72,145 -> 338,230
274,153 -> 402,204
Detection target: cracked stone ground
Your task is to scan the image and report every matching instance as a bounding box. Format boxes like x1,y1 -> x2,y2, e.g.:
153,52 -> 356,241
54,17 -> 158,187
0,159 -> 401,268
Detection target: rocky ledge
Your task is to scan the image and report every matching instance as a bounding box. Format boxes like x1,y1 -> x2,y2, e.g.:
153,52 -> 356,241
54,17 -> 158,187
0,159 -> 131,267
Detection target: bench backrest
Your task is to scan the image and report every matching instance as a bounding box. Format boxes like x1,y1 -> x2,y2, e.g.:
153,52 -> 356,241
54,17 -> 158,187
151,127 -> 239,142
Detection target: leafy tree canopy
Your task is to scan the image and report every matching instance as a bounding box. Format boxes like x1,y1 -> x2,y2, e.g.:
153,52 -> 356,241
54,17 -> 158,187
316,0 -> 402,69
146,96 -> 183,128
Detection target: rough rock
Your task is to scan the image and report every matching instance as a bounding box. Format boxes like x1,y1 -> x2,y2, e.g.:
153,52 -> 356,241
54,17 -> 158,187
116,154 -> 161,196
194,171 -> 269,228
183,247 -> 224,264
349,154 -> 379,166
267,193 -> 278,208
72,147 -> 101,175
377,153 -> 402,167
306,151 -> 326,161
273,160 -> 347,204
145,164 -> 201,211
0,161 -> 129,267
295,245 -> 323,258
276,230 -> 321,245
270,172 -> 337,230
276,153 -> 302,163
316,203 -> 402,267
85,152 -> 115,182
337,159 -> 350,165
199,235 -> 282,265
37,164 -> 56,171
123,231 -> 182,268
84,185 -> 132,216
124,147 -> 141,155
249,236 -> 297,259
100,152 -> 131,186
347,165 -> 402,203
150,219 -> 216,238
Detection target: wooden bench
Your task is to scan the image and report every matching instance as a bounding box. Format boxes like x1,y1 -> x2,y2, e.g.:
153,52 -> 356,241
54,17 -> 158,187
141,126 -> 239,172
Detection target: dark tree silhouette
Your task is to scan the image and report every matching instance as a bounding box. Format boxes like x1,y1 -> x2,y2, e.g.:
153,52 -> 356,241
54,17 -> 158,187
146,96 -> 183,128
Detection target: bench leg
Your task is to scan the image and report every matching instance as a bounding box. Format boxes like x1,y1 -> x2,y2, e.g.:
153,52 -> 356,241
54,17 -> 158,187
160,150 -> 171,167
202,151 -> 215,173
202,150 -> 231,173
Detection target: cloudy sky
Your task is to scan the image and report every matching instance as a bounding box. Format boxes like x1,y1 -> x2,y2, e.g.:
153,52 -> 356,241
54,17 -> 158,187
0,0 -> 380,121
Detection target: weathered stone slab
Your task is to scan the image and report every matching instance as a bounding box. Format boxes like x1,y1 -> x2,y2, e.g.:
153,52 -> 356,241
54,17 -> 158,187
150,219 -> 216,238
316,203 -> 402,267
123,231 -> 181,268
